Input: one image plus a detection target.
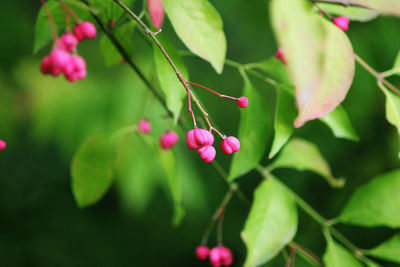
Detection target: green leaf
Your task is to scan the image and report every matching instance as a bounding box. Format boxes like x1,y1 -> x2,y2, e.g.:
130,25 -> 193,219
320,105 -> 359,141
340,169 -> 400,227
355,0 -> 400,17
250,57 -> 292,85
369,234 -> 400,263
34,0 -> 69,53
323,233 -> 363,267
270,138 -> 345,188
229,77 -> 270,180
270,0 -> 355,127
316,3 -> 378,22
116,133 -> 163,214
153,35 -> 188,124
99,20 -> 136,66
269,88 -> 297,158
91,0 -> 135,23
383,87 -> 400,158
158,148 -> 185,226
242,178 -> 298,267
163,0 -> 226,73
71,132 -> 120,208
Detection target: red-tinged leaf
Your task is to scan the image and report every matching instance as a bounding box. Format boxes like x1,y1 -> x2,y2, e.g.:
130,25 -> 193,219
270,0 -> 355,128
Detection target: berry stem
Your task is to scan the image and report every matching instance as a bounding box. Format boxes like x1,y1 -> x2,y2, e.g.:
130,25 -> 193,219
186,81 -> 239,101
311,0 -> 333,19
40,0 -> 58,43
200,187 -> 235,245
59,1 -> 80,23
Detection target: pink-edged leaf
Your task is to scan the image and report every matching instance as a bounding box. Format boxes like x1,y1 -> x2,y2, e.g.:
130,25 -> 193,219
270,0 -> 355,128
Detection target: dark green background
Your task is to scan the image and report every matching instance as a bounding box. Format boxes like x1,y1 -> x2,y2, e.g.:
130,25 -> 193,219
0,0 -> 399,266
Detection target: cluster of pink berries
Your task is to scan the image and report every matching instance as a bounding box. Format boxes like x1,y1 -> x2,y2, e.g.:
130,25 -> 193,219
186,128 -> 240,163
275,16 -> 350,64
40,21 -> 97,82
196,246 -> 233,267
138,119 -> 179,150
0,140 -> 6,151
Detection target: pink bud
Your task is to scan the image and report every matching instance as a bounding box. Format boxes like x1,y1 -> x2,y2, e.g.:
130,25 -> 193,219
220,136 -> 240,154
275,47 -> 286,65
237,96 -> 248,108
197,146 -> 216,163
0,139 -> 6,151
196,246 -> 210,261
186,128 -> 214,150
160,131 -> 179,149
333,16 -> 350,31
40,56 -> 52,74
49,49 -> 70,72
209,247 -> 222,267
147,0 -> 165,29
138,119 -> 151,133
64,55 -> 87,82
74,21 -> 97,41
58,32 -> 78,52
219,247 -> 233,266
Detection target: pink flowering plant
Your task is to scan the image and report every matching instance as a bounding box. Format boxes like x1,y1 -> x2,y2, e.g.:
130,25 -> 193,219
31,0 -> 400,266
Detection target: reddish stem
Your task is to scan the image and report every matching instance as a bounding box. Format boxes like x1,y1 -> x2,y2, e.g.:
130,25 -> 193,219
59,2 -> 80,23
186,81 -> 238,100
40,0 -> 58,43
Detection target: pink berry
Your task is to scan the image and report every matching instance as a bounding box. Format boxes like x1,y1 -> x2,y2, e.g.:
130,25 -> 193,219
73,21 -> 97,41
73,25 -> 85,41
196,246 -> 210,261
220,136 -> 240,154
49,48 -> 70,72
138,119 -> 151,133
160,131 -> 179,150
209,247 -> 222,267
219,247 -> 233,266
40,56 -> 52,74
237,96 -> 248,108
333,16 -> 350,31
58,32 -> 78,52
0,139 -> 6,151
275,47 -> 286,65
186,128 -> 214,150
197,146 -> 216,163
64,55 -> 87,82
147,0 -> 164,29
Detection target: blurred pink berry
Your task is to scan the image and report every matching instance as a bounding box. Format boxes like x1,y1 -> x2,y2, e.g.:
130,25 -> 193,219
49,48 -> 70,76
0,139 -> 6,151
275,47 -> 286,65
40,56 -> 52,74
220,136 -> 240,154
147,0 -> 164,29
138,119 -> 151,133
219,247 -> 233,266
237,96 -> 248,108
197,146 -> 216,163
73,21 -> 97,41
160,131 -> 179,150
58,32 -> 78,52
64,55 -> 87,82
186,128 -> 214,150
209,247 -> 222,267
196,246 -> 210,261
333,16 -> 350,31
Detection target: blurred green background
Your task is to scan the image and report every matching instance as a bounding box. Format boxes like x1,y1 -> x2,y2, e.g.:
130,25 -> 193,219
1,0 -> 400,266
